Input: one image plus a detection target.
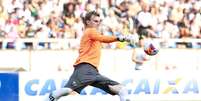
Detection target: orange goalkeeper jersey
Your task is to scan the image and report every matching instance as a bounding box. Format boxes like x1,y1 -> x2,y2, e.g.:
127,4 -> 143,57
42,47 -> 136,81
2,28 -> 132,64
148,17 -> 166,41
74,28 -> 117,68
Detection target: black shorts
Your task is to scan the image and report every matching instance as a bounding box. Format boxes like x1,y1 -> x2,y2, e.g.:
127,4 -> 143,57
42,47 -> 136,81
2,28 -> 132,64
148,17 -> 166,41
64,63 -> 120,95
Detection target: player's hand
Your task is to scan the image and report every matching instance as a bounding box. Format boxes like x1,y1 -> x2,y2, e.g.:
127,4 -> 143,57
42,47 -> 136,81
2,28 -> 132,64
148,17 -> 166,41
117,34 -> 136,43
124,34 -> 135,43
116,34 -> 126,42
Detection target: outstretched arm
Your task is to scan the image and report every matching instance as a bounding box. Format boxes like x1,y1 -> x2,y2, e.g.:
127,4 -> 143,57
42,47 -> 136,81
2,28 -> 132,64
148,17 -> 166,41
88,29 -> 136,43
89,32 -> 118,43
87,28 -> 137,45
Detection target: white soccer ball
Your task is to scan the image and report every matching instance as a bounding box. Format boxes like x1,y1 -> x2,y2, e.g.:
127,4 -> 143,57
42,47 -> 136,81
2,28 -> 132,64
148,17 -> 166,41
144,40 -> 159,56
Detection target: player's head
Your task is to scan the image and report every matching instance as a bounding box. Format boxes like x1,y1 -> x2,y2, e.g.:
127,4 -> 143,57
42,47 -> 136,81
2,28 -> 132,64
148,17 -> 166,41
83,11 -> 101,28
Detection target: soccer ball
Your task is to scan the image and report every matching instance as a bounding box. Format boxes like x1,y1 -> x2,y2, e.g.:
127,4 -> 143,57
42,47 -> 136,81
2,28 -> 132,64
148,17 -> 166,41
144,40 -> 159,56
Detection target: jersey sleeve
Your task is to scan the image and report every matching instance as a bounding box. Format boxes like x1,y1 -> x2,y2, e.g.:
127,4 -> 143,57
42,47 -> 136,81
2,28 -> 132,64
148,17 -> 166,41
88,29 -> 117,43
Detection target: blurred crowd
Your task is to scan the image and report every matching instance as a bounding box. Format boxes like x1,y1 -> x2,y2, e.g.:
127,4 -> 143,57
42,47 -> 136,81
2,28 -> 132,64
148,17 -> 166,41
0,0 -> 201,49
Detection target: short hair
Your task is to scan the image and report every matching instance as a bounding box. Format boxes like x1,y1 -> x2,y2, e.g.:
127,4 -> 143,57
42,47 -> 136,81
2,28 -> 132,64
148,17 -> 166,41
83,11 -> 100,25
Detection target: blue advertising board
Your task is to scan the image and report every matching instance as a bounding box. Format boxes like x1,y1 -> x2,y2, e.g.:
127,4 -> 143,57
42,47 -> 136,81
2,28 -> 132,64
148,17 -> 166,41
0,73 -> 19,101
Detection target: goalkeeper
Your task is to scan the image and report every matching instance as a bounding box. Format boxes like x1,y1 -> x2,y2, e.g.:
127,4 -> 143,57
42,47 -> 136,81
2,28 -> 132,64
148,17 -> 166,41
48,11 -> 134,101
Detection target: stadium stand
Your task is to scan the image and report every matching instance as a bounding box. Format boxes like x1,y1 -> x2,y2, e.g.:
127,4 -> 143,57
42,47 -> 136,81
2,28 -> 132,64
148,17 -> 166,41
0,0 -> 200,50
0,0 -> 200,71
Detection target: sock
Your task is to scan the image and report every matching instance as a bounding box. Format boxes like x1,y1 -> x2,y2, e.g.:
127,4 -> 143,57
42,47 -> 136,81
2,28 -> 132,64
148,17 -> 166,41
51,88 -> 73,99
118,87 -> 130,101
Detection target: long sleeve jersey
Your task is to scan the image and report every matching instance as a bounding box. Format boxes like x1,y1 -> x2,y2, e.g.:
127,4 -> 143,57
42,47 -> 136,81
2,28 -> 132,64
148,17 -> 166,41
74,28 -> 117,68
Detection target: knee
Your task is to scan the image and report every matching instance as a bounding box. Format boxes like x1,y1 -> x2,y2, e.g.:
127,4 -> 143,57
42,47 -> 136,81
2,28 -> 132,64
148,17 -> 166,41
118,86 -> 129,95
109,85 -> 128,95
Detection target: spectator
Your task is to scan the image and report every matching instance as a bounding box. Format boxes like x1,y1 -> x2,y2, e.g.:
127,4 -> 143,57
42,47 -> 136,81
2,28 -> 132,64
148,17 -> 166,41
135,1 -> 156,38
132,35 -> 151,70
0,0 -> 200,49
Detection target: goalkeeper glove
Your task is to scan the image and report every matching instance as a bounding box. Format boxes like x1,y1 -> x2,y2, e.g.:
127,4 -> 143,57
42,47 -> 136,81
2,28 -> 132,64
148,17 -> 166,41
117,34 -> 136,44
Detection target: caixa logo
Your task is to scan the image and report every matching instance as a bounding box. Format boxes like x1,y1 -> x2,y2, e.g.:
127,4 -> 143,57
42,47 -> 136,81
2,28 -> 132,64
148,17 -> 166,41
24,79 -> 107,96
24,78 -> 200,96
124,78 -> 199,94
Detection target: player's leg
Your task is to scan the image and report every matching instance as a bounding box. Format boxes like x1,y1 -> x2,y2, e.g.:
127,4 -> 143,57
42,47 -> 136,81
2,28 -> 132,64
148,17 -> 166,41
48,88 -> 74,101
48,72 -> 78,101
90,75 -> 130,101
109,84 -> 130,101
48,66 -> 86,101
48,63 -> 97,101
49,86 -> 86,101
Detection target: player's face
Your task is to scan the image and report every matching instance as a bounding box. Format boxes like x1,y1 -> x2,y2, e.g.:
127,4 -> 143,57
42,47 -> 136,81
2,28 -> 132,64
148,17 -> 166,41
88,15 -> 101,28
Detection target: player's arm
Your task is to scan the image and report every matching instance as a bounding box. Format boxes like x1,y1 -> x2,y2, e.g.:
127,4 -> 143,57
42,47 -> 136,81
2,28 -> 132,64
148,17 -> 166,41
88,29 -> 117,43
88,29 -> 135,43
